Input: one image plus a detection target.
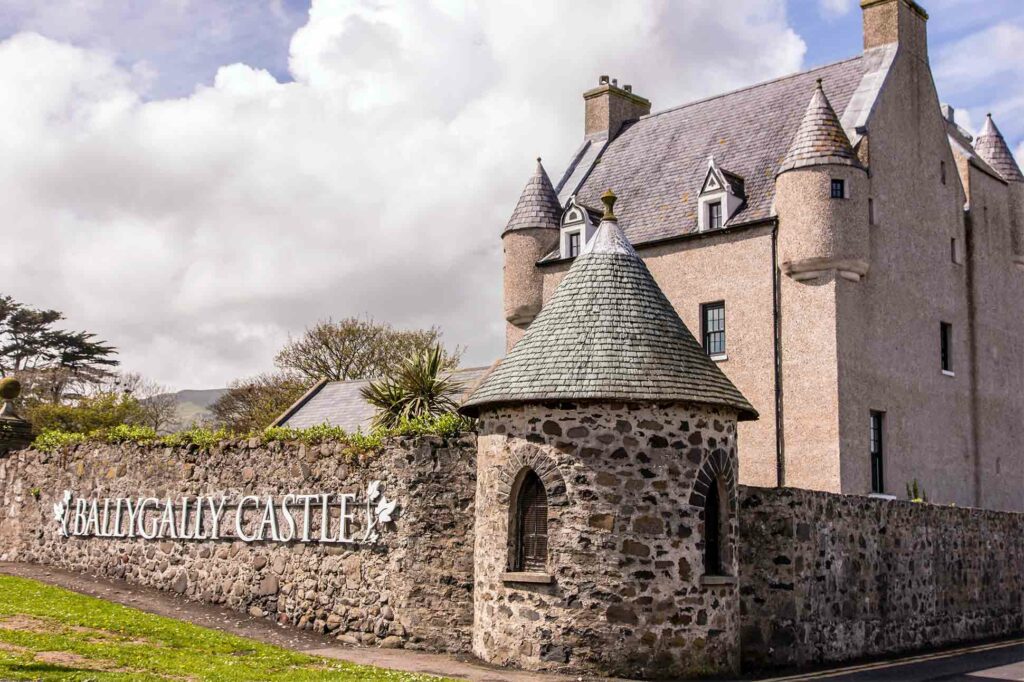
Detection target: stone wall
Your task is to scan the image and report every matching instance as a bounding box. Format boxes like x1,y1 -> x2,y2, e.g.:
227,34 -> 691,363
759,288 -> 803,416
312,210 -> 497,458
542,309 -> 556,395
0,436 -> 477,653
474,402 -> 742,680
738,486 -> 1024,669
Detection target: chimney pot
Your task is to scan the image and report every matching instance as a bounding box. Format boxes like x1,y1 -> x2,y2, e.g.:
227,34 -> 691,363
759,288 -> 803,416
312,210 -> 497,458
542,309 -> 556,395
624,84 -> 632,93
611,78 -> 618,87
599,75 -> 609,85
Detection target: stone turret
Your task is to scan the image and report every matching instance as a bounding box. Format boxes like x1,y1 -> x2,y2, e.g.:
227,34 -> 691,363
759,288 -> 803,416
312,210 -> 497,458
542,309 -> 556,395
0,379 -> 32,455
502,158 -> 562,350
464,192 -> 755,679
776,79 -> 870,282
974,114 -> 1024,265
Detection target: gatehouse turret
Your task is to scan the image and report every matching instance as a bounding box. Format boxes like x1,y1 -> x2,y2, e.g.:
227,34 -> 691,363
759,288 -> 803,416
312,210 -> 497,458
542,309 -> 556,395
463,191 -> 756,678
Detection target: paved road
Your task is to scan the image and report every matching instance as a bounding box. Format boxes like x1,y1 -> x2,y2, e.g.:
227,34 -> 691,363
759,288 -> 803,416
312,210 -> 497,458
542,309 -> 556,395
762,639 -> 1024,682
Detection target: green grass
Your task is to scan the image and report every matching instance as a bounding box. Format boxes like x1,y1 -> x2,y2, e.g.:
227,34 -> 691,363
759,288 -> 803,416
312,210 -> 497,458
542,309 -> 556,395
0,575 -> 454,681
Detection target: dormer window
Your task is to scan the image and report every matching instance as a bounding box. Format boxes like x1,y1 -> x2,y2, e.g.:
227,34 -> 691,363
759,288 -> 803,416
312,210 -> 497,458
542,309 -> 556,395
559,196 -> 598,258
708,202 -> 722,230
698,158 -> 744,232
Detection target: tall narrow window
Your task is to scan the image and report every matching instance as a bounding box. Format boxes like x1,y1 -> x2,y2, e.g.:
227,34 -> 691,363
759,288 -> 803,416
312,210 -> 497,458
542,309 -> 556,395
831,178 -> 846,199
941,322 -> 953,373
941,161 -> 947,185
869,198 -> 876,226
515,471 -> 548,572
701,302 -> 726,357
707,201 -> 722,230
567,232 -> 581,258
703,479 -> 724,576
870,411 -> 885,494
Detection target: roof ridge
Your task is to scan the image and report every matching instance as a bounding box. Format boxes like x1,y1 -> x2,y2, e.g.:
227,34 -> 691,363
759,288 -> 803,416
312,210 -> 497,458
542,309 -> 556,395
642,54 -> 863,122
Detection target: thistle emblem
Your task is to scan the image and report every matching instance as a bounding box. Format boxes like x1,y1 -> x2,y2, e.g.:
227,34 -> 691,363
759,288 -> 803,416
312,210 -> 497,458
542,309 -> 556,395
52,490 -> 72,537
363,480 -> 397,543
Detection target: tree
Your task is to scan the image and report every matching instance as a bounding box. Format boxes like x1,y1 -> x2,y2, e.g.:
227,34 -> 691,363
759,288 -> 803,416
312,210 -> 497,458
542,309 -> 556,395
274,317 -> 459,382
361,345 -> 463,429
210,372 -> 310,433
0,294 -> 118,403
115,372 -> 181,433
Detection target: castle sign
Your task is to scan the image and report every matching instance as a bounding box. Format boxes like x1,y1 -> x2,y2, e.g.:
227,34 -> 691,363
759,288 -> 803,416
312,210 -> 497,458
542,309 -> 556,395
52,481 -> 397,545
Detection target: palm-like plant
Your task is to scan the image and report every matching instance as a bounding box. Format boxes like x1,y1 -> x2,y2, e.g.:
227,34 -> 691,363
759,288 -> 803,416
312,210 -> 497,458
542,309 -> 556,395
360,345 -> 462,430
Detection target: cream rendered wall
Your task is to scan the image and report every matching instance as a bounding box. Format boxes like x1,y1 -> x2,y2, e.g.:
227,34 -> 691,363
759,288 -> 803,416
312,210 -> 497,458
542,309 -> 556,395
961,168 -> 1024,511
538,226 -> 779,487
834,41 -> 978,505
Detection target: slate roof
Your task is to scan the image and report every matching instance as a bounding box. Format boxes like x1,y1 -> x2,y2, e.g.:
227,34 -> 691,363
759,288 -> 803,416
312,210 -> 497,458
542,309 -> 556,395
278,367 -> 491,431
974,114 -> 1024,183
559,56 -> 866,246
778,79 -> 863,175
503,159 -> 562,235
462,196 -> 757,420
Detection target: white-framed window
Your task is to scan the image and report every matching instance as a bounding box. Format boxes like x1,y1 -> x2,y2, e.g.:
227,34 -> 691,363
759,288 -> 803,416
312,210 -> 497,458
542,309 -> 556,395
707,201 -> 722,230
567,231 -> 581,258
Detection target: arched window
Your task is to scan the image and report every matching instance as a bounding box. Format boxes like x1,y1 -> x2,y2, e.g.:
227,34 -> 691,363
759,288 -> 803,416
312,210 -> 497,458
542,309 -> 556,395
514,471 -> 548,571
703,478 -> 726,576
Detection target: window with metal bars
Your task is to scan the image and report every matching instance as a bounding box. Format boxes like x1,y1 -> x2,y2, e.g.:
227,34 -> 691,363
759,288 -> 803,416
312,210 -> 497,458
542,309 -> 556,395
514,471 -> 548,572
703,479 -> 725,576
707,201 -> 722,230
701,302 -> 726,356
870,411 -> 884,494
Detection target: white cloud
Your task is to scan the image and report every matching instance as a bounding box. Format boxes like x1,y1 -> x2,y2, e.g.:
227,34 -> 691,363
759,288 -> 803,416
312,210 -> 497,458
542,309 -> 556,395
0,0 -> 805,389
818,0 -> 852,20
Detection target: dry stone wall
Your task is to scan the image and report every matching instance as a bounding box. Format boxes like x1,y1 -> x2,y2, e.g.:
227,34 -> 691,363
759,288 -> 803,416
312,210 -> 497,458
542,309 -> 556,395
0,436 -> 477,653
738,486 -> 1024,669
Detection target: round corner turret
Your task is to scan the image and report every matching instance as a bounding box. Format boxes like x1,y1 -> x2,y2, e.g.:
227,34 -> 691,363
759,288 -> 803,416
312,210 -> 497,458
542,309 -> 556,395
502,159 -> 562,347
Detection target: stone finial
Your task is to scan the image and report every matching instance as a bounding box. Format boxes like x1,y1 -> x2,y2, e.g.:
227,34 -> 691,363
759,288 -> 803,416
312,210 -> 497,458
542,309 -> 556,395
601,189 -> 618,221
0,377 -> 32,454
0,378 -> 22,416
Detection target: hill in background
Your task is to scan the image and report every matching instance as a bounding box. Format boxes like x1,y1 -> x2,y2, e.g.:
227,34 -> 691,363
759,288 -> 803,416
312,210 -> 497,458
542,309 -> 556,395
168,388 -> 226,427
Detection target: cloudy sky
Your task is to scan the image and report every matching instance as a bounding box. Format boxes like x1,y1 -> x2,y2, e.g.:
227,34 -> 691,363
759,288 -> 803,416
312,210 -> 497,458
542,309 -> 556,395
1,0 -> 1021,390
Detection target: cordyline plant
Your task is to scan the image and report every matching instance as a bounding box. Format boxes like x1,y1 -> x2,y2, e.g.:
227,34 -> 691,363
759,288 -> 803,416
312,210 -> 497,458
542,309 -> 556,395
360,345 -> 464,430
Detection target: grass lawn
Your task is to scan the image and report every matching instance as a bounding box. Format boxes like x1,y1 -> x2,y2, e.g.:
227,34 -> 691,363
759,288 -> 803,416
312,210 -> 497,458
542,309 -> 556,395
0,574 -> 455,681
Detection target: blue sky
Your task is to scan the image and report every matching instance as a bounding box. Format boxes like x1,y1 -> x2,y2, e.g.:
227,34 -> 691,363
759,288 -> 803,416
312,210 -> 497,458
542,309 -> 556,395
0,0 -> 1020,389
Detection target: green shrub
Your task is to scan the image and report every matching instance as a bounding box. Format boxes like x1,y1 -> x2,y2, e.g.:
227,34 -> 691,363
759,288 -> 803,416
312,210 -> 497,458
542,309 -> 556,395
33,429 -> 87,453
30,410 -> 472,455
160,427 -> 232,449
26,393 -> 146,434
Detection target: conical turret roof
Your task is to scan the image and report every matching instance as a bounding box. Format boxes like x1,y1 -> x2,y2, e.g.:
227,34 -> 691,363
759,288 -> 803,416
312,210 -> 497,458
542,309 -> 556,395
463,192 -> 757,420
974,114 -> 1023,183
778,79 -> 863,175
503,158 -> 562,235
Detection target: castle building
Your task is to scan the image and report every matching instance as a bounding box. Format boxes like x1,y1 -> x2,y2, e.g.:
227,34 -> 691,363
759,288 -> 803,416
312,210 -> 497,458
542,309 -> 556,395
502,0 -> 1024,511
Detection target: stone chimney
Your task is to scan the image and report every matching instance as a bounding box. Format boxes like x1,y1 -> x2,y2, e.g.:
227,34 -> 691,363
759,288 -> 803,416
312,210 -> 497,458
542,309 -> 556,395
583,75 -> 651,142
861,0 -> 929,60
